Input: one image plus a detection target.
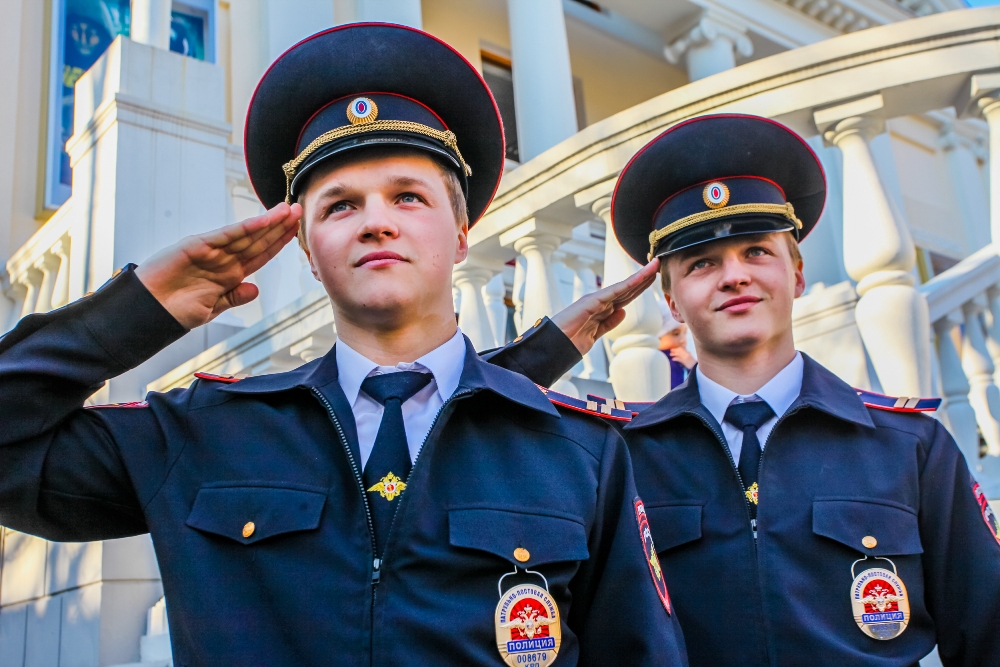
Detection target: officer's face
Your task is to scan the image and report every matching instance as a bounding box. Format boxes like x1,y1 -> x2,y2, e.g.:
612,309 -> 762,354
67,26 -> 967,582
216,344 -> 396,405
663,233 -> 805,358
299,152 -> 469,329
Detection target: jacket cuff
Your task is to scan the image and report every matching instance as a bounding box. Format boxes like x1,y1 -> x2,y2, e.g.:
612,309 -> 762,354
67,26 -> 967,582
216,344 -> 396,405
482,317 -> 582,388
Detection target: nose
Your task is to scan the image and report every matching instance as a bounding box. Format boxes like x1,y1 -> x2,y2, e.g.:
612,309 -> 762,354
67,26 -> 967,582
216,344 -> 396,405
718,252 -> 751,290
357,196 -> 399,242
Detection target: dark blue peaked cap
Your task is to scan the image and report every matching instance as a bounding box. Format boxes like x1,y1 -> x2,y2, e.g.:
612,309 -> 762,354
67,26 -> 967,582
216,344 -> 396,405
244,23 -> 505,225
611,114 -> 826,263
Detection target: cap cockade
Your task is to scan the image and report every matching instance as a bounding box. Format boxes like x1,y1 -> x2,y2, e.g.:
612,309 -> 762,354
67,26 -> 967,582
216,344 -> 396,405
244,23 -> 505,226
611,114 -> 826,263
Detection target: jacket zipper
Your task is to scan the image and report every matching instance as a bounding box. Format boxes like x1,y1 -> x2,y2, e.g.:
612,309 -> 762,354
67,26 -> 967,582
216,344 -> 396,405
754,404 -> 805,538
309,388 -> 379,580
690,412 -> 755,535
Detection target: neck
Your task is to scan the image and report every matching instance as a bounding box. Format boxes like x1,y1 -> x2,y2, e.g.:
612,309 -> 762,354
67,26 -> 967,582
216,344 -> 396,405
334,306 -> 458,366
694,331 -> 797,395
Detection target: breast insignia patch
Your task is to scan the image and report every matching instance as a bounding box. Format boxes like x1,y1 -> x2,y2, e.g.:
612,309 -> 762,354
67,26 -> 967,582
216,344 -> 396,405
635,497 -> 671,615
536,385 -> 633,421
855,389 -> 941,412
973,480 -> 1000,546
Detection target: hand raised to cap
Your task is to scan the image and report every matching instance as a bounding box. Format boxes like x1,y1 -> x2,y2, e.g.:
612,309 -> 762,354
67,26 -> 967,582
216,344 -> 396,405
550,258 -> 660,356
135,203 -> 302,330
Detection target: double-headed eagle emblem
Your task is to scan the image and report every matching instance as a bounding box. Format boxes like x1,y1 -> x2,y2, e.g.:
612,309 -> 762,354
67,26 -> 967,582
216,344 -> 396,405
368,472 -> 406,501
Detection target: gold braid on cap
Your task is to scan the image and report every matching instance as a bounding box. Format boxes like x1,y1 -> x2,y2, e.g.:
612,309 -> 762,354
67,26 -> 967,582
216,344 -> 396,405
281,121 -> 473,202
647,202 -> 802,259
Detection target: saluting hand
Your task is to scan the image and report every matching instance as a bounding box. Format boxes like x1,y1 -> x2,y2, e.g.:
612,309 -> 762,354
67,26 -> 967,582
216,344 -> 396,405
135,203 -> 302,330
550,258 -> 660,355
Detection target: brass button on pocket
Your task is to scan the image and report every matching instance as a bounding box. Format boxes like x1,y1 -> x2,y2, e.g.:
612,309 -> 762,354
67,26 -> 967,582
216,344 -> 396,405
243,521 -> 256,538
513,547 -> 530,563
862,535 -> 877,549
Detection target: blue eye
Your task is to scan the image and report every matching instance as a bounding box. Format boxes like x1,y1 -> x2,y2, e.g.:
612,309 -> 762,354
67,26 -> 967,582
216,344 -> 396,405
400,193 -> 418,203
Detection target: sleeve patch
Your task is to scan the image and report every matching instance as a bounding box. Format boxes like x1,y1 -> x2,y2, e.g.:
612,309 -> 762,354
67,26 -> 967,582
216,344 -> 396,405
535,385 -> 632,421
855,388 -> 941,412
84,401 -> 148,409
634,497 -> 671,615
972,481 -> 1000,546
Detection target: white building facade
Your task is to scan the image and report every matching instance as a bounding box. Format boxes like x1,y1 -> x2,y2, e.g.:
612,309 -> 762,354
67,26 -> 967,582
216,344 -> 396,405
0,0 -> 995,664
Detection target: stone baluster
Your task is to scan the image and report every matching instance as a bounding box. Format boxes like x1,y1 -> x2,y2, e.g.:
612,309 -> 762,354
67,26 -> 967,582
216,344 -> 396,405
501,220 -> 569,333
2,282 -> 25,332
453,260 -> 499,351
483,274 -> 510,348
565,255 -> 609,381
815,95 -> 932,397
962,299 -> 1000,457
32,253 -> 62,314
511,256 -> 527,334
985,287 -> 1000,390
289,327 -> 338,364
935,316 -> 981,465
590,196 -> 671,401
663,13 -> 753,81
962,73 -> 1000,245
50,238 -> 71,309
18,267 -> 44,319
939,123 -> 991,253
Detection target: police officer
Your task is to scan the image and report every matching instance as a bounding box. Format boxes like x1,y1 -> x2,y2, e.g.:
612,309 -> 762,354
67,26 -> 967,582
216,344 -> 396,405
0,25 -> 686,666
501,114 -> 1000,666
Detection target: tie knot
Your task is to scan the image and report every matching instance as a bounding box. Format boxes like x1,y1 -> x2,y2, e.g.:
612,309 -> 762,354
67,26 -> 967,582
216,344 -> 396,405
361,371 -> 432,406
723,399 -> 776,432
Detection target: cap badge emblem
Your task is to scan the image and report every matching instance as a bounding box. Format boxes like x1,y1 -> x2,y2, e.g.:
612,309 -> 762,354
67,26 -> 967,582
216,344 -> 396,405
347,97 -> 378,125
703,182 -> 730,209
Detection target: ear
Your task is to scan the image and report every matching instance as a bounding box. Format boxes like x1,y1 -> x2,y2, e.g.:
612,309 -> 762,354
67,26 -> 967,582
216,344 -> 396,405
663,289 -> 686,325
300,232 -> 322,282
792,257 -> 806,299
454,222 -> 470,264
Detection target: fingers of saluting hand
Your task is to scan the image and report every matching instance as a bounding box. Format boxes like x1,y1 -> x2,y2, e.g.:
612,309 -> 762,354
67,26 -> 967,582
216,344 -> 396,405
591,258 -> 660,316
234,208 -> 301,263
241,223 -> 302,276
202,203 -> 301,254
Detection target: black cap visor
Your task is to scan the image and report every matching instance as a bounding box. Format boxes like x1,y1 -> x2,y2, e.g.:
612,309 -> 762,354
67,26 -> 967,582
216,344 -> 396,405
288,132 -> 469,201
655,214 -> 797,257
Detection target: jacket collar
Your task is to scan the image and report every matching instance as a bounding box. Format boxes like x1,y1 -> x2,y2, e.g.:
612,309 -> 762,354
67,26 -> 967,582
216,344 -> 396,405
220,336 -> 561,418
625,352 -> 874,431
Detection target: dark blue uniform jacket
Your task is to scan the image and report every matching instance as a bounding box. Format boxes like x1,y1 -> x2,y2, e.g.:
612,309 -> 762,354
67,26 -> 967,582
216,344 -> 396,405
505,334 -> 1000,667
0,269 -> 687,666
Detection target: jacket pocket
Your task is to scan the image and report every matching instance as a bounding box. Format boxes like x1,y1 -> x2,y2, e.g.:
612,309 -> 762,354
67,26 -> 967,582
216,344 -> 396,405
644,504 -> 703,552
812,498 -> 922,556
186,484 -> 327,545
448,507 -> 589,568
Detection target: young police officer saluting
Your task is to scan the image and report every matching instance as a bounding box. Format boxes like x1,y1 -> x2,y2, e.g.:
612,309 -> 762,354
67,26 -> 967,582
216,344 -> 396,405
502,114 -> 1000,666
0,25 -> 687,666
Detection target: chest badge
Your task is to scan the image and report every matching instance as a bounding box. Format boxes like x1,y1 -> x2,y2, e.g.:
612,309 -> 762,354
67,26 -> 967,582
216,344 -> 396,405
495,567 -> 562,666
850,556 -> 910,640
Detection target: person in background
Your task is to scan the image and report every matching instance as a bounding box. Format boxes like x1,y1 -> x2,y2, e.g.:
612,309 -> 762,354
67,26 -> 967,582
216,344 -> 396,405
658,298 -> 695,389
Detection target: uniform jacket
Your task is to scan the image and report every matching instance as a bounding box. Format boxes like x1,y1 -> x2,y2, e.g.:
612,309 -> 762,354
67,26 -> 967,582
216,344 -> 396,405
503,332 -> 1000,667
0,268 -> 687,666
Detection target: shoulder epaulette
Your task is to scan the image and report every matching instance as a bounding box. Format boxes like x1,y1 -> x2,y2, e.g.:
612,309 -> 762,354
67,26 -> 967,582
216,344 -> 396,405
194,372 -> 243,384
587,393 -> 654,416
84,401 -> 149,409
536,386 -> 633,421
855,389 -> 941,413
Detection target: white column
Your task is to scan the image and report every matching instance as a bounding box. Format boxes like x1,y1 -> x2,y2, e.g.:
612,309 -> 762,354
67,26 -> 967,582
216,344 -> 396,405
130,0 -> 173,50
511,255 -> 527,334
816,98 -> 931,397
483,273 -> 510,348
454,262 -> 498,351
939,123 -> 991,254
592,196 -> 671,401
511,234 -> 564,330
663,14 -> 753,82
353,0 -> 423,28
506,0 -> 578,161
963,300 -> 1000,457
566,255 -> 609,381
935,316 -> 981,465
977,95 -> 1000,245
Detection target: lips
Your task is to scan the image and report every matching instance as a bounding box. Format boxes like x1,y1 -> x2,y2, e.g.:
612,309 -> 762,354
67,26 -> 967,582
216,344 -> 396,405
356,251 -> 407,267
717,295 -> 762,312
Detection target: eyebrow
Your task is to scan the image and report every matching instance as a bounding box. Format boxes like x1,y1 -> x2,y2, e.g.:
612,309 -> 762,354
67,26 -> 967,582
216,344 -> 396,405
311,183 -> 349,203
387,175 -> 432,189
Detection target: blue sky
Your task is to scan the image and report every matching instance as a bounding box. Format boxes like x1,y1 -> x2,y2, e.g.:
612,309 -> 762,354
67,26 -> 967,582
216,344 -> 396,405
969,0 -> 1000,6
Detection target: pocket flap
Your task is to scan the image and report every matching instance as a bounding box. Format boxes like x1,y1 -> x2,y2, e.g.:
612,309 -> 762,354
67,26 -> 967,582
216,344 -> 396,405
186,485 -> 327,545
813,499 -> 922,556
645,504 -> 703,552
448,508 -> 589,567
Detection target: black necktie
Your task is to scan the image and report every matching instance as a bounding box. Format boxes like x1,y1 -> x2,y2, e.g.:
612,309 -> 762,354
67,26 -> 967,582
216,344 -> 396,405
723,400 -> 775,522
361,371 -> 432,557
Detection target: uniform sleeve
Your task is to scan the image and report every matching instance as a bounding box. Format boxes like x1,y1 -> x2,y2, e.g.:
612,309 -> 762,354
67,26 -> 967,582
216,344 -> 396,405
569,425 -> 688,666
479,317 -> 582,388
0,267 -> 187,541
918,419 -> 1000,666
